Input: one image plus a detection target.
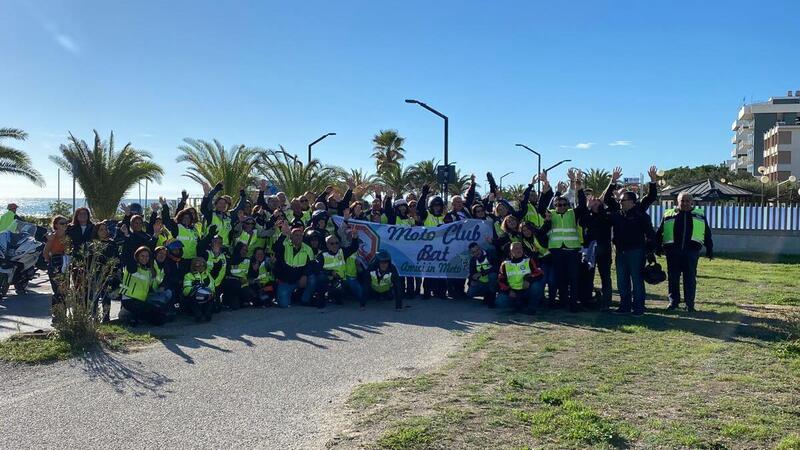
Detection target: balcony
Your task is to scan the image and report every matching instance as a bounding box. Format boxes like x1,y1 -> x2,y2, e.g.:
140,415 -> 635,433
731,135 -> 738,144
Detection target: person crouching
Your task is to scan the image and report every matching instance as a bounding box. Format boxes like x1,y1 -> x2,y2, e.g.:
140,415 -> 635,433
497,242 -> 544,315
183,257 -> 216,322
246,247 -> 275,307
316,231 -> 362,307
369,251 -> 402,310
120,246 -> 170,325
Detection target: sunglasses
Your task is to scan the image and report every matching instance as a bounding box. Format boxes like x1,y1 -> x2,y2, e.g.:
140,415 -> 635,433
57,221 -> 67,226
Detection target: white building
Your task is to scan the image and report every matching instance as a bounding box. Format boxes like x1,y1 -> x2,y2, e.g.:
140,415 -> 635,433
763,123 -> 800,182
730,91 -> 800,175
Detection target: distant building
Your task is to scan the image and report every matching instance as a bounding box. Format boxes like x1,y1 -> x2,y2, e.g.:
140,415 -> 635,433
763,123 -> 800,181
730,91 -> 800,175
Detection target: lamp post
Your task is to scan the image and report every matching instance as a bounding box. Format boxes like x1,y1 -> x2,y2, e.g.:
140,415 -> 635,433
757,166 -> 768,206
515,144 -> 541,193
406,99 -> 449,199
71,162 -> 77,213
777,175 -> 797,205
499,172 -> 514,191
307,132 -> 336,164
544,159 -> 571,173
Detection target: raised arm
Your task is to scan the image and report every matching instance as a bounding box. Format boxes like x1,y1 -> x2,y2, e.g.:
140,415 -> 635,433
640,165 -> 659,210
465,174 -> 477,208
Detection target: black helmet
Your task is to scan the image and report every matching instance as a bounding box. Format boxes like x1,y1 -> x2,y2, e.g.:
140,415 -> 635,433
304,229 -> 322,242
642,261 -> 666,285
376,250 -> 391,263
311,209 -> 329,224
428,196 -> 444,210
128,202 -> 144,216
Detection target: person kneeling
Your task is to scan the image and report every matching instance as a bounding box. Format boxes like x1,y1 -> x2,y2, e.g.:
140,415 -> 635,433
222,242 -> 250,309
183,257 -> 216,322
246,247 -> 275,307
120,246 -> 172,326
466,242 -> 498,308
498,242 -> 544,315
316,231 -> 362,307
369,251 -> 402,310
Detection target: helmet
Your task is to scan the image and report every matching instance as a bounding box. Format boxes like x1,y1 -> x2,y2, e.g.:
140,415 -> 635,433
311,209 -> 328,224
304,229 -> 322,242
376,250 -> 391,263
166,240 -> 184,252
190,286 -> 213,304
128,203 -> 144,216
642,261 -> 666,285
428,196 -> 444,210
393,199 -> 408,208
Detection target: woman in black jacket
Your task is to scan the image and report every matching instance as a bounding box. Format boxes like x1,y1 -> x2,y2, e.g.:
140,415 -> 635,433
66,207 -> 95,256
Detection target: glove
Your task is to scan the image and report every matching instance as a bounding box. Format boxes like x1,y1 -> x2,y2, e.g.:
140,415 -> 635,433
215,182 -> 223,191
207,224 -> 218,236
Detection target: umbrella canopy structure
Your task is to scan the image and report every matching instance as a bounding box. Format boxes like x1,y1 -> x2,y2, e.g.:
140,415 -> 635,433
659,179 -> 756,203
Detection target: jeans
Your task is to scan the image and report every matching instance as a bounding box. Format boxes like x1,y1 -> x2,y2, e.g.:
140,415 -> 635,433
540,259 -> 556,306
551,248 -> 581,310
317,275 -> 364,306
276,275 -> 317,308
369,285 -> 402,309
665,248 -> 700,308
497,279 -> 544,313
616,248 -> 646,313
466,273 -> 497,307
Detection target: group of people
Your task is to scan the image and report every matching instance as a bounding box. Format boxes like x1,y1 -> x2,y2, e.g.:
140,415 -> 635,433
28,164 -> 713,326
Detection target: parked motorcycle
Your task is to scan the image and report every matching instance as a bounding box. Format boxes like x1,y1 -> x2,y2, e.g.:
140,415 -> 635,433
0,222 -> 45,299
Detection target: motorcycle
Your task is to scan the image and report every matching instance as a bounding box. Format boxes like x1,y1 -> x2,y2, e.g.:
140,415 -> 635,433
0,222 -> 45,299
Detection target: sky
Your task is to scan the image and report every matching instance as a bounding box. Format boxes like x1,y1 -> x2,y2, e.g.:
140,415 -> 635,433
2,0 -> 799,200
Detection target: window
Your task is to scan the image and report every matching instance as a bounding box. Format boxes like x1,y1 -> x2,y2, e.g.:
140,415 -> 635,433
779,131 -> 792,145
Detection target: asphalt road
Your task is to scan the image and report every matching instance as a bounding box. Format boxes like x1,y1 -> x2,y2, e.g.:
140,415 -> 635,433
0,281 -> 499,449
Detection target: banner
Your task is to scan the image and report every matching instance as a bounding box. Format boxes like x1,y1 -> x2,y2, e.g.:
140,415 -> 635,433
331,217 -> 492,278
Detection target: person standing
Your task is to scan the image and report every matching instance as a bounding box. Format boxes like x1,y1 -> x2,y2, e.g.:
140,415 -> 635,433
538,170 -> 587,312
604,167 -> 656,315
656,192 -> 713,312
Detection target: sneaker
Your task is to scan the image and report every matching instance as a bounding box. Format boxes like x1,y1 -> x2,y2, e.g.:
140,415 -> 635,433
666,303 -> 678,311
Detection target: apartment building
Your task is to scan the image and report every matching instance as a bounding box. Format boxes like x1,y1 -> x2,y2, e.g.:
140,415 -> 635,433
730,91 -> 800,175
763,123 -> 800,181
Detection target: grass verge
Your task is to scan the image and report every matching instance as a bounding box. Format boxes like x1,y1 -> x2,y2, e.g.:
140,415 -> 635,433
329,256 -> 800,449
0,323 -> 157,364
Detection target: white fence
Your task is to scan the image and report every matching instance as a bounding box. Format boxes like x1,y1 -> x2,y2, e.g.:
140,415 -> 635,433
647,205 -> 800,231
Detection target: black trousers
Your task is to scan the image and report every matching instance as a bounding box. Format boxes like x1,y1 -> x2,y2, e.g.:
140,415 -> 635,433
121,297 -> 166,325
221,278 -> 244,309
666,248 -> 700,308
551,248 -> 581,310
423,278 -> 447,298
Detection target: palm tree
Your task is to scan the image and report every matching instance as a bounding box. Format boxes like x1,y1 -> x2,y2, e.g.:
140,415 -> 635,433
257,147 -> 342,198
50,130 -> 163,219
502,184 -> 527,206
343,168 -> 378,198
584,168 -> 612,194
448,168 -> 473,196
0,128 -> 44,186
407,159 -> 439,192
371,129 -> 406,174
176,138 -> 262,196
376,165 -> 413,197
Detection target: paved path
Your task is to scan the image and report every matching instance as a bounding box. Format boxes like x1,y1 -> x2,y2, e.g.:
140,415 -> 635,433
0,281 -> 500,449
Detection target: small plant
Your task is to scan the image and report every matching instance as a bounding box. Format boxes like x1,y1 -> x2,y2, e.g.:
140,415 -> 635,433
48,200 -> 73,218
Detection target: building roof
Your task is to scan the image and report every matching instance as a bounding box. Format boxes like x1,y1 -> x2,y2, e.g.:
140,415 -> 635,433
659,179 -> 756,201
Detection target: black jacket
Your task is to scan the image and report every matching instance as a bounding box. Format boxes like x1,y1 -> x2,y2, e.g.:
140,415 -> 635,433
656,209 -> 714,256
603,187 -> 656,252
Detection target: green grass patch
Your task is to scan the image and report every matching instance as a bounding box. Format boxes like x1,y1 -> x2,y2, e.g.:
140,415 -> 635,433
0,323 -> 157,364
529,399 -> 634,446
776,434 -> 800,450
377,417 -> 438,450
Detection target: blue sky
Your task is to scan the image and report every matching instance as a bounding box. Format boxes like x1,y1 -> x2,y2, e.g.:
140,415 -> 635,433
2,0 -> 799,199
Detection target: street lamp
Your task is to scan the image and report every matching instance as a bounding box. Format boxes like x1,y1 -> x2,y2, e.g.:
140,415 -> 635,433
759,175 -> 769,206
777,175 -> 797,205
406,99 -> 449,199
499,172 -> 514,190
544,159 -> 571,173
308,132 -> 336,164
515,144 -> 541,193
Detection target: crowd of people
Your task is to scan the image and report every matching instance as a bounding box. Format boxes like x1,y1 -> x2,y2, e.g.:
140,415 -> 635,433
22,165 -> 714,326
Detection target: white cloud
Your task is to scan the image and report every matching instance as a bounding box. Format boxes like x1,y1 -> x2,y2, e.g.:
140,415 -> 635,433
609,140 -> 633,147
560,142 -> 595,150
55,34 -> 80,54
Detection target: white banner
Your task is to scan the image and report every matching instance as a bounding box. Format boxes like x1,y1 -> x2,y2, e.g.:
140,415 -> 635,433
332,217 -> 493,278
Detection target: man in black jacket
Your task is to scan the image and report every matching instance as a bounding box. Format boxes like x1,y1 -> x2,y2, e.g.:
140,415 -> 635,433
604,172 -> 656,315
656,192 -> 713,312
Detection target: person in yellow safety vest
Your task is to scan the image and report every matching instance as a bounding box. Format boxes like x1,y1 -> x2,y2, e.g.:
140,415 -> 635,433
199,235 -> 227,313
235,216 -> 264,257
497,242 -> 544,315
0,203 -> 19,233
315,231 -> 362,306
120,246 -> 169,325
147,202 -> 173,248
152,246 -> 168,288
383,194 -> 420,298
493,215 -> 523,259
182,257 -> 216,322
368,250 -> 402,310
161,199 -> 202,259
200,181 -> 234,249
537,170 -> 587,313
466,243 -> 499,308
286,197 -> 311,227
273,222 -> 317,308
656,191 -> 713,312
246,247 -> 275,307
221,241 -> 250,310
416,184 -> 448,299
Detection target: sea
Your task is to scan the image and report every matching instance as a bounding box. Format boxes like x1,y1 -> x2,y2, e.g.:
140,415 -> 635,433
0,198 -> 161,217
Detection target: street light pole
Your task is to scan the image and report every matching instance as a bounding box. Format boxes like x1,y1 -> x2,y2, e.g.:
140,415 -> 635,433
71,162 -> 77,213
307,132 -> 336,164
777,175 -> 797,205
544,159 -> 572,174
499,172 -> 514,191
406,99 -> 449,199
515,144 -> 541,193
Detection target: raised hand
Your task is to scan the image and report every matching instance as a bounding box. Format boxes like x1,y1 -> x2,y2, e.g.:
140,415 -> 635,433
120,203 -> 130,215
648,165 -> 658,182
201,182 -> 211,195
575,170 -> 584,189
557,181 -> 568,193
181,190 -> 189,201
470,174 -> 476,183
259,179 -> 268,191
567,168 -> 576,182
215,181 -> 224,190
159,196 -> 167,206
539,171 -> 549,185
611,167 -> 623,183
151,203 -> 160,212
